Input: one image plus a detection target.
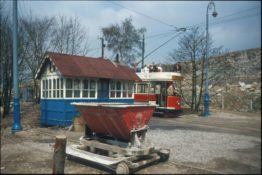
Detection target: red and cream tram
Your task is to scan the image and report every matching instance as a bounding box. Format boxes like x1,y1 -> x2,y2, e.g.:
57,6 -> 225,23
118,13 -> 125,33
134,71 -> 183,117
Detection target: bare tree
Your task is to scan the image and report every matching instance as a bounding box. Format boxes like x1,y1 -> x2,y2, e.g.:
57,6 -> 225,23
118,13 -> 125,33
21,15 -> 55,103
51,15 -> 90,56
168,27 -> 223,111
0,12 -> 13,118
168,27 -> 206,111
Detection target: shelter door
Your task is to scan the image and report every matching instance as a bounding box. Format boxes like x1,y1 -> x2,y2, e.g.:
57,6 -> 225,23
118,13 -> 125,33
98,79 -> 109,99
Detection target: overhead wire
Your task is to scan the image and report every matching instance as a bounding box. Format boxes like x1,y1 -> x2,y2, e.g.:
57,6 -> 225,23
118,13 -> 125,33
141,5 -> 260,63
210,12 -> 260,26
146,30 -> 177,39
146,31 -> 181,45
186,6 -> 260,29
137,30 -> 186,65
144,31 -> 185,59
108,1 -> 179,30
108,1 -> 260,59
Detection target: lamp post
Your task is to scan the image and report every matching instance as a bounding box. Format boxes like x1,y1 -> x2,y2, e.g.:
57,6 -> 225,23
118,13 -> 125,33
204,1 -> 217,117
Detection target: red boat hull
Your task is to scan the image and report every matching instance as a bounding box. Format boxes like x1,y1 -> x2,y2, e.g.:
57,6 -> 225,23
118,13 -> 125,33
72,103 -> 156,141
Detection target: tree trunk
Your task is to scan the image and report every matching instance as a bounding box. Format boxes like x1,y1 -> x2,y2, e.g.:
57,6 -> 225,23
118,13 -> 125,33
33,79 -> 39,104
192,60 -> 197,111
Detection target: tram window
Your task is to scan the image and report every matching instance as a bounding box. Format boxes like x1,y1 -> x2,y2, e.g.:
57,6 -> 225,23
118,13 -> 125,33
155,85 -> 161,94
137,84 -> 149,94
150,87 -> 155,93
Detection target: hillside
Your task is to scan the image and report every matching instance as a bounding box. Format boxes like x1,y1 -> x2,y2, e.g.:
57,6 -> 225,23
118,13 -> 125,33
176,48 -> 261,112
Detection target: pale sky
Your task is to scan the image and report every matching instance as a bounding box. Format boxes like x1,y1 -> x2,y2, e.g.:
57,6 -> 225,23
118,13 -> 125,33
6,1 -> 262,64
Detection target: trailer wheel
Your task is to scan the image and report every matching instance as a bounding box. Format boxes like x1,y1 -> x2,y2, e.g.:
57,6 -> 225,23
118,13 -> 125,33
159,149 -> 170,162
160,153 -> 169,161
116,162 -> 129,174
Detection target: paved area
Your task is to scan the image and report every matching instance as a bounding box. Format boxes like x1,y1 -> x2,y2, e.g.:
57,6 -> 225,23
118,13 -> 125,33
1,110 -> 261,174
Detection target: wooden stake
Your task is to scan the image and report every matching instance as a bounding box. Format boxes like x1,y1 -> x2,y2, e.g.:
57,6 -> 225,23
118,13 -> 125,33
52,135 -> 67,174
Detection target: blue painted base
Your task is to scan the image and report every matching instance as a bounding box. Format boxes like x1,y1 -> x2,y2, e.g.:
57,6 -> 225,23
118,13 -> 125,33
40,98 -> 134,126
203,93 -> 209,117
12,98 -> 23,134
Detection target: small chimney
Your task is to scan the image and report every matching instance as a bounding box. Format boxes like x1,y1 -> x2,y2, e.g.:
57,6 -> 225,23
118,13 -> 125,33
115,53 -> 119,63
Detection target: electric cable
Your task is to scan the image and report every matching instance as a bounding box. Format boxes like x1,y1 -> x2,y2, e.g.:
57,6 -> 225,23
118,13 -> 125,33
108,1 -> 179,30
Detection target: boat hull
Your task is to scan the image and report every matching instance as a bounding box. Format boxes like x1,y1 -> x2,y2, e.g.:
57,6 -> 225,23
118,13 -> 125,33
71,103 -> 156,141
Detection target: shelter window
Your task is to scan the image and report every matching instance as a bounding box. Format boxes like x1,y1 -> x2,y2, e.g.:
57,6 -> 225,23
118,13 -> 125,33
110,81 -> 116,97
56,78 -> 60,98
65,78 -> 97,99
90,80 -> 96,98
82,79 -> 89,98
42,77 -> 97,99
66,78 -> 73,98
74,79 -> 80,98
110,80 -> 133,98
53,79 -> 56,98
82,79 -> 97,98
48,79 -> 52,98
41,79 -> 53,98
42,79 -> 47,98
60,78 -> 64,97
116,81 -> 121,97
123,82 -> 133,98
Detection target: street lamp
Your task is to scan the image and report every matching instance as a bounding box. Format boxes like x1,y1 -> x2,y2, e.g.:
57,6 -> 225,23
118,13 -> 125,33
204,1 -> 217,117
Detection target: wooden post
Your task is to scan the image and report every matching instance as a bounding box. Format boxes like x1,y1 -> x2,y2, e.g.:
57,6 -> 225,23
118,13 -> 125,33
52,135 -> 67,174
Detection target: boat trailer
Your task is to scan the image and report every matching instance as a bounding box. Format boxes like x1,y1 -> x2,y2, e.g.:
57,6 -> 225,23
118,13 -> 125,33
66,103 -> 170,174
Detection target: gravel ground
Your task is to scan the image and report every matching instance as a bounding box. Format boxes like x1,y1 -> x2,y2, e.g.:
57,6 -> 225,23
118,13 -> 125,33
1,104 -> 261,174
147,129 -> 260,164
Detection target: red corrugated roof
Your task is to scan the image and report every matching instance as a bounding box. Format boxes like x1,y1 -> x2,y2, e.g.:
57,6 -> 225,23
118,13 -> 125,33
39,52 -> 140,81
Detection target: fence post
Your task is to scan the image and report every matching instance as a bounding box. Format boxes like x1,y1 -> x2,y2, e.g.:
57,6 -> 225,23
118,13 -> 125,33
52,135 -> 67,174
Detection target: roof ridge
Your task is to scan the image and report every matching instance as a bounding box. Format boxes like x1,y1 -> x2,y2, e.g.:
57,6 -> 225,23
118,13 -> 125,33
46,51 -> 101,60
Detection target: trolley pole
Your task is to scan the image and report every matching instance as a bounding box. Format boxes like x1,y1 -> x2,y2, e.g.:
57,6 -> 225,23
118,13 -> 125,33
12,0 -> 22,133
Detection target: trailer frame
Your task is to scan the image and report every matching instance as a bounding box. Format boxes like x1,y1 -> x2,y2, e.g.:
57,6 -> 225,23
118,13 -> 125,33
66,125 -> 170,174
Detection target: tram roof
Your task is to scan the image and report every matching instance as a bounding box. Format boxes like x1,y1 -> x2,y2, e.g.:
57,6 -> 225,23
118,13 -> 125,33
136,72 -> 183,82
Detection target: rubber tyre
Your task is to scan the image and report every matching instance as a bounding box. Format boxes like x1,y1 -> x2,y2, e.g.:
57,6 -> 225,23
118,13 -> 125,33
116,162 -> 129,174
159,149 -> 170,162
160,153 -> 169,161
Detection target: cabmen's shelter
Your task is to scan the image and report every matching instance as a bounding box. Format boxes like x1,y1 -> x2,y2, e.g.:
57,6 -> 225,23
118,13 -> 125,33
35,52 -> 140,126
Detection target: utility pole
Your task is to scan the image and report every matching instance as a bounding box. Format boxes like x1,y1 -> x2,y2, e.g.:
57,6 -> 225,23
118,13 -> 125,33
100,37 -> 105,59
12,0 -> 22,134
204,1 -> 217,117
0,0 -> 3,120
141,34 -> 145,69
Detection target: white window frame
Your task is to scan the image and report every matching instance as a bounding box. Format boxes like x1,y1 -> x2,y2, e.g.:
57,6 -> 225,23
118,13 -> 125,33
64,78 -> 97,99
135,82 -> 150,94
41,76 -> 65,99
109,80 -> 134,99
79,78 -> 97,99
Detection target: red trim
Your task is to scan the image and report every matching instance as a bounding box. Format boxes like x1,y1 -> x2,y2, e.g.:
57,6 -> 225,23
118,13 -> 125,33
134,94 -> 156,102
167,96 -> 181,109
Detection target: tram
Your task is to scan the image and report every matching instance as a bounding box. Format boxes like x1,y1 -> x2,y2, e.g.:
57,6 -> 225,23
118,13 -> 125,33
134,69 -> 183,117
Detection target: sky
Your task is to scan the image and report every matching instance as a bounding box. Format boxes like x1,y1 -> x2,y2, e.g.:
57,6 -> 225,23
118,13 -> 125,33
7,1 -> 262,65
